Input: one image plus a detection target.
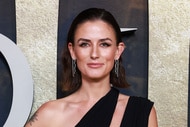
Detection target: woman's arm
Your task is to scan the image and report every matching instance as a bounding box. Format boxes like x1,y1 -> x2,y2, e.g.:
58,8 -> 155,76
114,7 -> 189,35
148,106 -> 158,127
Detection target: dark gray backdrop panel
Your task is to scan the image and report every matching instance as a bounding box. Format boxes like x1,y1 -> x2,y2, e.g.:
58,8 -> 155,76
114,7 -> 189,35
57,0 -> 148,98
0,0 -> 15,126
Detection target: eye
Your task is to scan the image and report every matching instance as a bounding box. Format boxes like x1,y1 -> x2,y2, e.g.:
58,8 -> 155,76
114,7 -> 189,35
79,42 -> 89,47
100,42 -> 111,47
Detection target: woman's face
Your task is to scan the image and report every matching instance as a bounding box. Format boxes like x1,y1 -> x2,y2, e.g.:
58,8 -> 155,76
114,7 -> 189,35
68,20 -> 125,81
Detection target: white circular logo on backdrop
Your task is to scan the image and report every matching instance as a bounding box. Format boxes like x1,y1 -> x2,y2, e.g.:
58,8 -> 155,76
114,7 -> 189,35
0,34 -> 33,127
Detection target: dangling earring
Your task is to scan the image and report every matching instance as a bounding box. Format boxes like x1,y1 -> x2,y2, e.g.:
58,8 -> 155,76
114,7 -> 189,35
114,60 -> 119,77
72,59 -> 76,77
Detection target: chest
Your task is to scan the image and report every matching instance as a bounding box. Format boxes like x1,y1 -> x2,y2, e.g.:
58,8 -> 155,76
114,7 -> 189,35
66,99 -> 127,127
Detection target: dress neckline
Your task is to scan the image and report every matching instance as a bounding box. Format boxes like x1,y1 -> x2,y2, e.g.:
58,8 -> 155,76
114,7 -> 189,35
75,87 -> 119,127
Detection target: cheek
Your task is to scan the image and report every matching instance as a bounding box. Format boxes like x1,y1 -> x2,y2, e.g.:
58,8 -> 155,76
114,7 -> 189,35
74,49 -> 88,60
102,49 -> 117,60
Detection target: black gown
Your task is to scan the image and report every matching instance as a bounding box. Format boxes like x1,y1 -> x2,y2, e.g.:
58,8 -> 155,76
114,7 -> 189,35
75,87 -> 153,127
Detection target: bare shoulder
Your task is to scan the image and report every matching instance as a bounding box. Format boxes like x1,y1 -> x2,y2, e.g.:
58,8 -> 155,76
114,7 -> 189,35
24,98 -> 69,127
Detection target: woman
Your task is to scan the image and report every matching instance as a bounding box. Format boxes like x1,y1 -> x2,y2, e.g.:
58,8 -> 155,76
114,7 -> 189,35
25,8 -> 157,127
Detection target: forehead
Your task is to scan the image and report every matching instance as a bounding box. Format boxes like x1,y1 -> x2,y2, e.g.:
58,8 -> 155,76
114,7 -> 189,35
77,19 -> 114,30
75,20 -> 116,39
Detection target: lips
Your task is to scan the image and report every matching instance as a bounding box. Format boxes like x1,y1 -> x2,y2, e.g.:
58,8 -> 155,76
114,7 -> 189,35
87,63 -> 104,68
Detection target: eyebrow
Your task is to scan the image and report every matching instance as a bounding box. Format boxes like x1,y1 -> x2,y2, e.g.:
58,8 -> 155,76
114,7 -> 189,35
77,38 -> 113,43
77,38 -> 91,43
99,38 -> 113,42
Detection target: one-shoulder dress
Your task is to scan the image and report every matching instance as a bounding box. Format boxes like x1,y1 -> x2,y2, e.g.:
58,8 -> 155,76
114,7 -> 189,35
75,87 -> 153,127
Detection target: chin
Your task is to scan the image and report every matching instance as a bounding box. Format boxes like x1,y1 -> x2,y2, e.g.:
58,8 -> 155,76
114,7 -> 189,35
86,73 -> 109,80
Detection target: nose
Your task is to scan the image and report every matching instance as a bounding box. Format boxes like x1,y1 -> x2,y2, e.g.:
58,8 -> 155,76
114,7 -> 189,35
90,45 -> 99,59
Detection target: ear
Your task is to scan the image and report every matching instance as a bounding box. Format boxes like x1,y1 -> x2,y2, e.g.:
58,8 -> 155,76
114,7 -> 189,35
115,42 -> 125,60
68,42 -> 76,59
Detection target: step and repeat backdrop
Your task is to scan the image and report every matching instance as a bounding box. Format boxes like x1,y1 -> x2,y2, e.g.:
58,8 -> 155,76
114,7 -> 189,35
0,0 -> 189,127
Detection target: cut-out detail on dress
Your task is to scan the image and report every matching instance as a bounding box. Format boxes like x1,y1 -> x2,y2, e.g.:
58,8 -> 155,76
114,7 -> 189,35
75,87 -> 153,127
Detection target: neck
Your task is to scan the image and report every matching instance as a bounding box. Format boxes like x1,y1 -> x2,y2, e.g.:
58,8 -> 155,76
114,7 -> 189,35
77,81 -> 111,100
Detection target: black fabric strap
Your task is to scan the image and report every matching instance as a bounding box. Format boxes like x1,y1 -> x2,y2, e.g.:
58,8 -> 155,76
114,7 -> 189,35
120,96 -> 154,127
75,87 -> 119,127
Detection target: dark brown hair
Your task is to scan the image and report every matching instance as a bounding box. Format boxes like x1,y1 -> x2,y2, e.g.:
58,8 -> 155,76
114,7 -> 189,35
61,8 -> 129,93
